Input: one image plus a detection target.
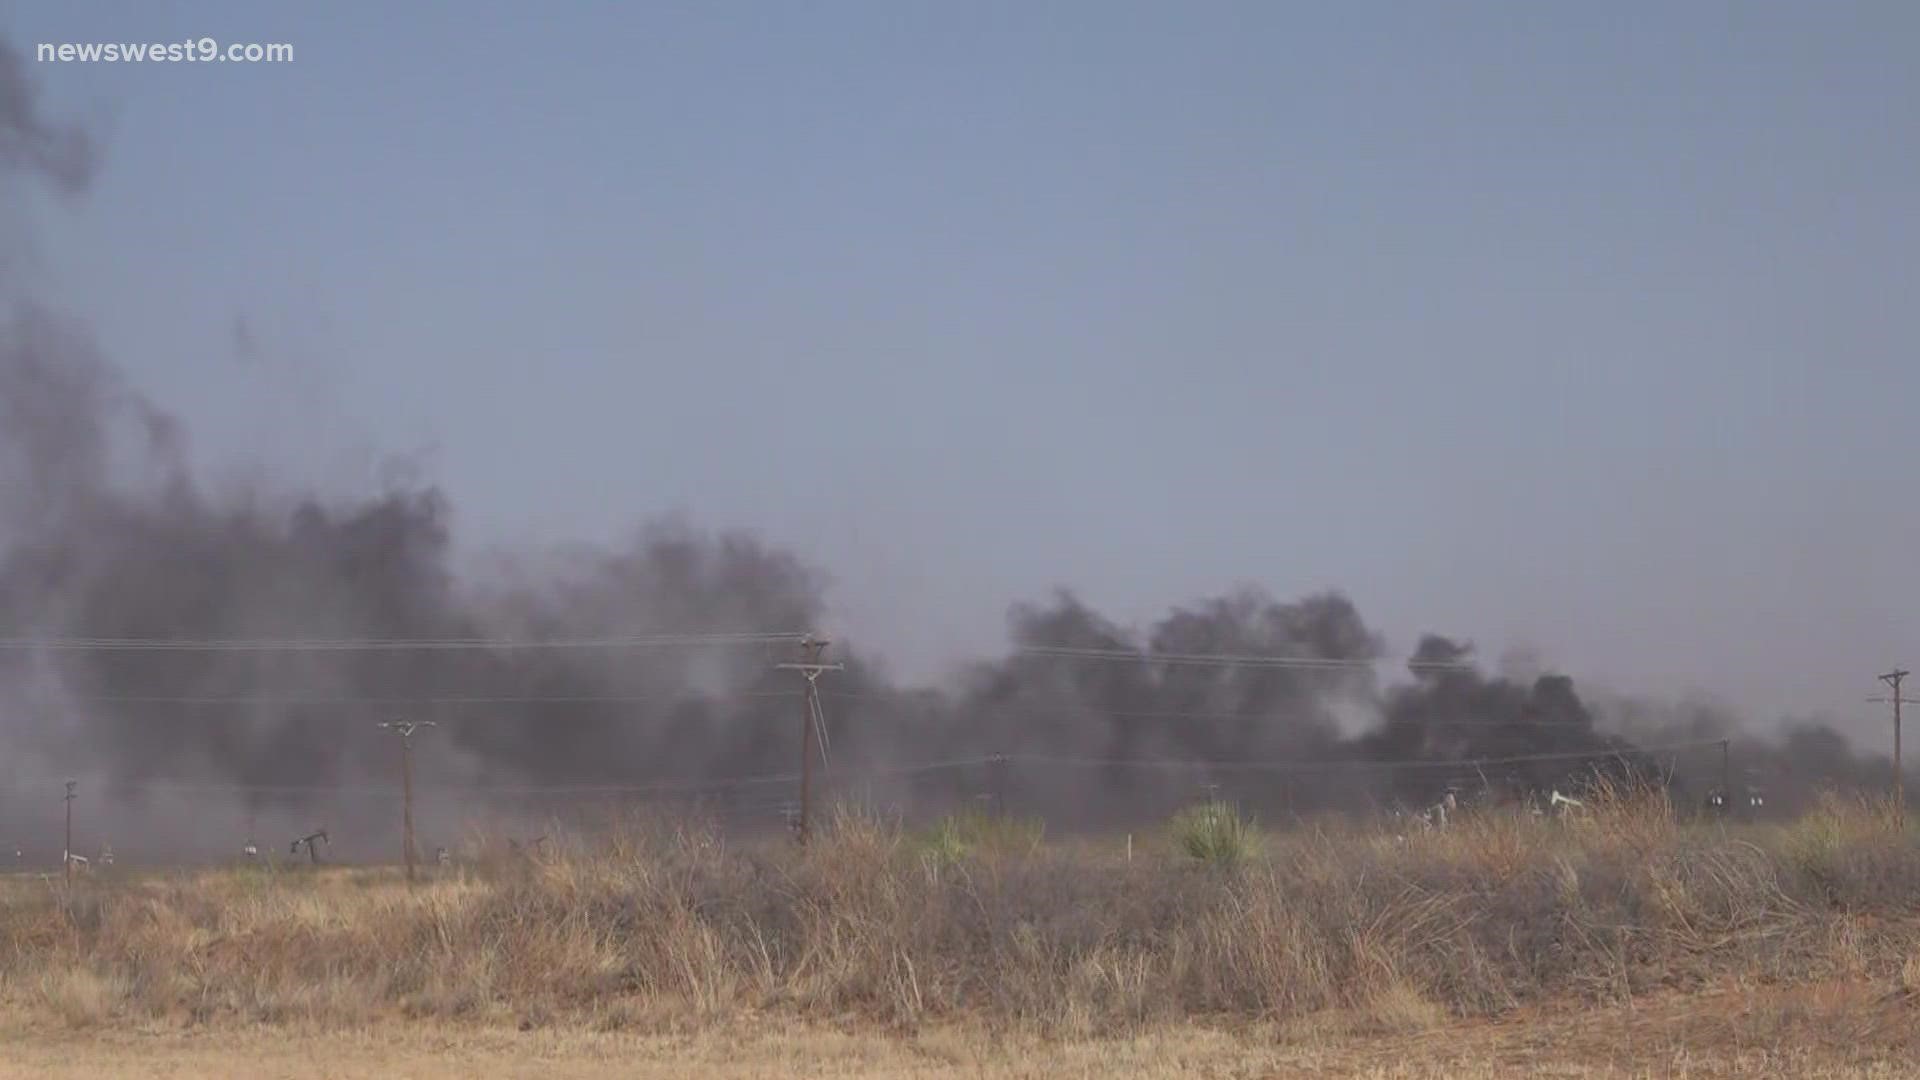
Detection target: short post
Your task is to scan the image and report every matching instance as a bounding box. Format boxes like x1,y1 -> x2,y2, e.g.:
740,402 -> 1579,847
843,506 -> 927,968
62,780 -> 76,885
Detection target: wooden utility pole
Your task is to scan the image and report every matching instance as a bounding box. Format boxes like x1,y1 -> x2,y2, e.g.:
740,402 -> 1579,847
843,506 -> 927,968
378,719 -> 436,881
62,780 -> 75,885
1871,669 -> 1914,812
776,636 -> 841,844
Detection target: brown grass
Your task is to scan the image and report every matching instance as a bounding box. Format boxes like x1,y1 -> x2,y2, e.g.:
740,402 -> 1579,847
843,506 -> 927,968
2,791 -> 1918,1046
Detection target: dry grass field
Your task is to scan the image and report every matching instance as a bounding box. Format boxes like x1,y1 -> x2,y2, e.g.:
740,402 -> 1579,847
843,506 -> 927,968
5,787 -> 1920,1077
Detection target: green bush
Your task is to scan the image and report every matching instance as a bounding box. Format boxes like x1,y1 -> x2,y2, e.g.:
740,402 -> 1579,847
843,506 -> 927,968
1169,800 -> 1257,865
916,807 -> 1045,864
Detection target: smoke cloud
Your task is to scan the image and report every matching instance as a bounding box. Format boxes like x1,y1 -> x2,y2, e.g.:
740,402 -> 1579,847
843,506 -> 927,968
0,38 -> 96,196
0,33 -> 1904,863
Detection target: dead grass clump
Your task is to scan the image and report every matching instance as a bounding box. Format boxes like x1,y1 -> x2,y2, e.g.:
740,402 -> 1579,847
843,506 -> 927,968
36,967 -> 129,1028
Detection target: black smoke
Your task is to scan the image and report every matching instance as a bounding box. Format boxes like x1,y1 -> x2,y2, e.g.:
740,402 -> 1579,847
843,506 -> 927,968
0,32 -> 1906,859
2,308 -> 1904,846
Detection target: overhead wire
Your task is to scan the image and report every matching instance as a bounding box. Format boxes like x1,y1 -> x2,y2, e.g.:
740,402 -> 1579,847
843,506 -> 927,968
0,632 -> 808,652
46,692 -> 796,708
24,747 -> 1707,800
1003,739 -> 1723,775
1015,644 -> 1481,671
38,755 -> 1012,799
23,690 -> 1641,733
822,693 -> 1595,727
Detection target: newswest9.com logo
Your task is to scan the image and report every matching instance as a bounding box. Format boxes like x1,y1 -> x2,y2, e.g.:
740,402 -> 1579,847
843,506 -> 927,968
38,39 -> 294,64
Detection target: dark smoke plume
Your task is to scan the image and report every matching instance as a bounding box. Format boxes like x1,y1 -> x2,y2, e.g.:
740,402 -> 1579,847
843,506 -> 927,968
0,31 -> 1906,861
1,311 -> 1905,849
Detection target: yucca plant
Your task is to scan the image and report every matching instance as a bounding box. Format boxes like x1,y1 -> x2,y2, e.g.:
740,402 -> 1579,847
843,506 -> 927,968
1169,800 -> 1257,865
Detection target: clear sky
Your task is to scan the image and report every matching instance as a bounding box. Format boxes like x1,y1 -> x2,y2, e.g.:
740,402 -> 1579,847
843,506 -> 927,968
5,2 -> 1918,730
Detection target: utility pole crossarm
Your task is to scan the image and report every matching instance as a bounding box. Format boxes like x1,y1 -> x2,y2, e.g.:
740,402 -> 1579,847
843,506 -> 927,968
377,719 -> 438,739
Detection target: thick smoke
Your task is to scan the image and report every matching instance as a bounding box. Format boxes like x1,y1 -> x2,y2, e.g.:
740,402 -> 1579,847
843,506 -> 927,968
0,33 -> 1905,862
1,306 -> 1903,851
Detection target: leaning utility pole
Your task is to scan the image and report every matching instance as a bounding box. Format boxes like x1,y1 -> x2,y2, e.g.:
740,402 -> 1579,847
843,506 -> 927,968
775,635 -> 842,844
62,780 -> 76,885
378,719 -> 436,882
1871,669 -> 1914,812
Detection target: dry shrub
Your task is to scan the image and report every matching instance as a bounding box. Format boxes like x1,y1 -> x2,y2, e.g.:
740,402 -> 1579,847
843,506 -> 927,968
4,796 -> 1920,1035
1349,977 -> 1448,1036
1901,947 -> 1920,998
1579,772 -> 1679,857
36,967 -> 129,1028
1774,791 -> 1920,909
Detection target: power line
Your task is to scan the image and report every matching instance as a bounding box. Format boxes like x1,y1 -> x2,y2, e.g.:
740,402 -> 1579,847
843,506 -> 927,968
29,683 -> 1605,729
3,741 -> 1721,800
0,680 -> 1659,735
1002,739 -> 1719,775
820,692 -> 1597,728
0,632 -> 808,653
52,692 -> 796,707
114,775 -> 797,797
37,755 -> 1010,798
1016,645 -> 1480,671
17,691 -> 1641,733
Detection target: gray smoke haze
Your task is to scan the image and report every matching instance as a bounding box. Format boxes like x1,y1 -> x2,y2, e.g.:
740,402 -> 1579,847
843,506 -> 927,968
0,32 -> 1905,863
0,38 -> 94,195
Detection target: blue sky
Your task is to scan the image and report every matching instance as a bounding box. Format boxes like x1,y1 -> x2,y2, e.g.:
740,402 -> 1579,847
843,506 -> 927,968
6,2 -> 1919,727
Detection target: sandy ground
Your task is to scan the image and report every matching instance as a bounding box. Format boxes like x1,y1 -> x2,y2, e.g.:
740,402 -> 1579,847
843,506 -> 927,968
4,984 -> 1917,1079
